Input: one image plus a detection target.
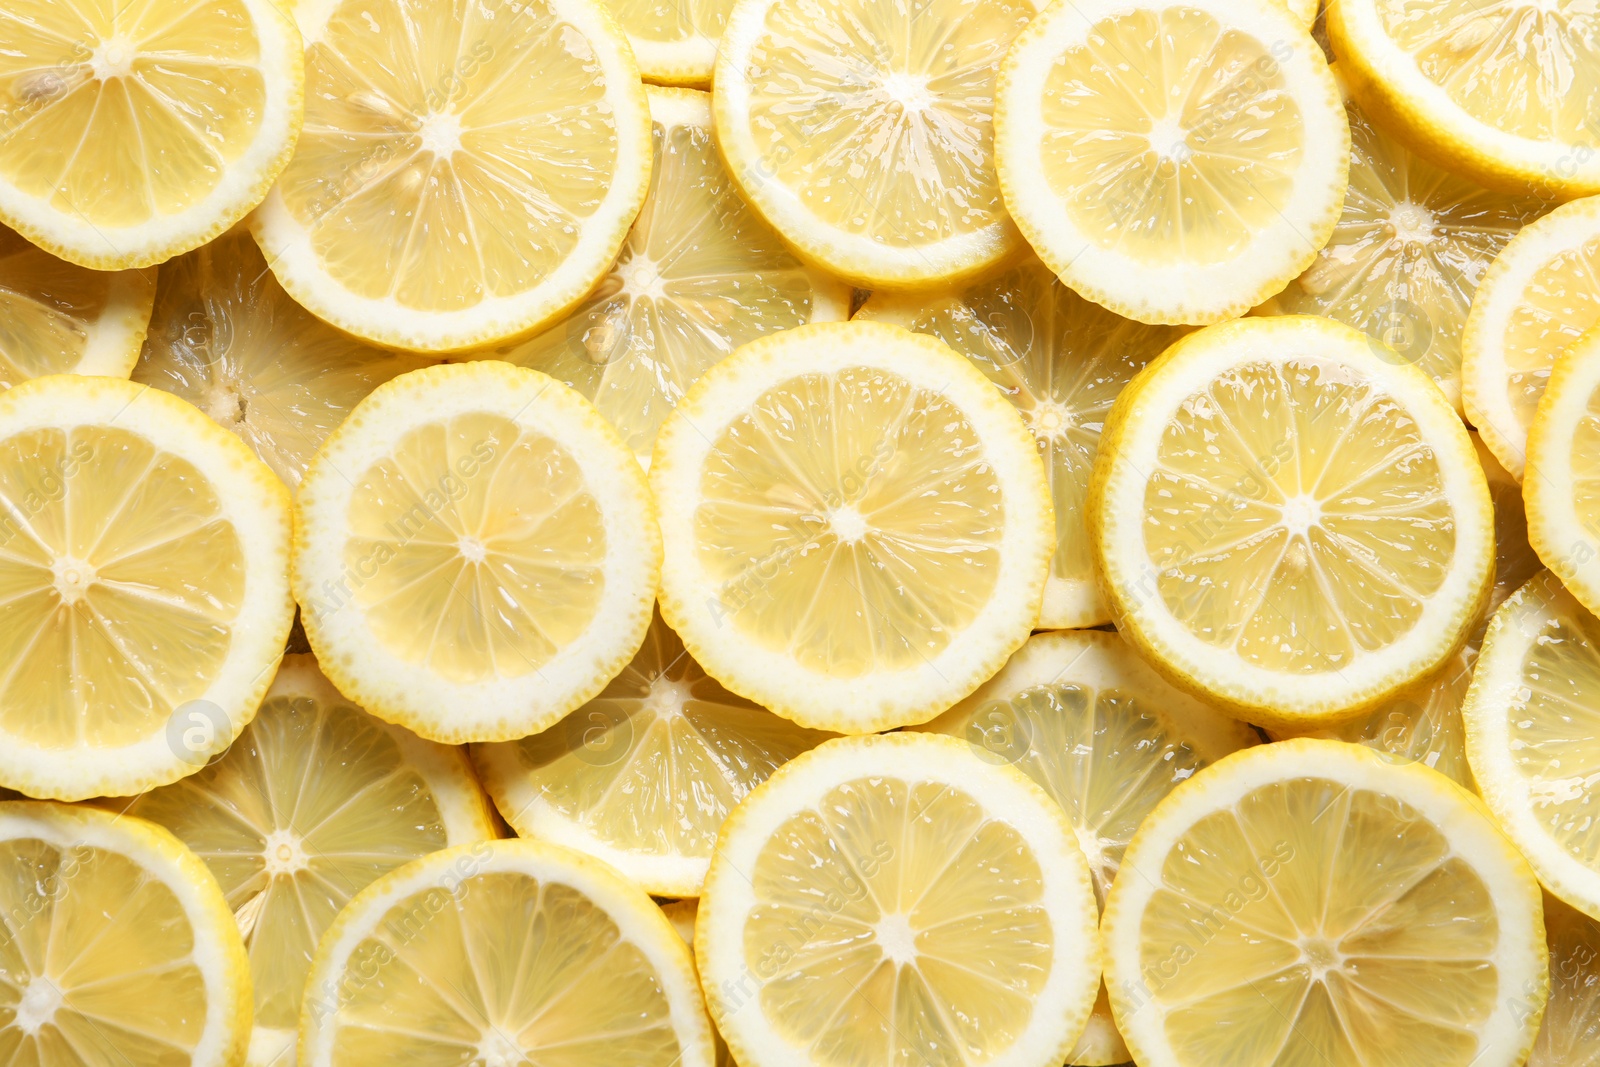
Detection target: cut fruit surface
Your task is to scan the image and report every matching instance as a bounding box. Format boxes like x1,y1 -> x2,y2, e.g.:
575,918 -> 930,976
1464,196 -> 1600,480
1089,315 -> 1494,727
1103,738 -> 1548,1067
122,653 -> 496,1067
0,375 -> 293,800
479,87 -> 850,464
650,321 -> 1053,733
1480,434 -> 1541,620
252,0 -> 651,352
1327,0 -> 1600,198
856,255 -> 1181,628
1525,327 -> 1600,619
1531,895 -> 1600,1066
0,0 -> 304,269
697,732 -> 1102,1067
298,839 -> 716,1067
293,361 -> 660,743
658,898 -> 738,1067
602,0 -> 731,86
136,227 -> 432,489
712,0 -> 1041,288
475,608 -> 832,897
0,801 -> 251,1067
0,226 -> 156,391
994,0 -> 1349,325
912,630 -> 1254,1066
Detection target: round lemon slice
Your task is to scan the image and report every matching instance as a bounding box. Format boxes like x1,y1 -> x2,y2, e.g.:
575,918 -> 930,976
1464,196 -> 1600,481
1525,327 -> 1600,618
0,227 -> 156,390
0,375 -> 293,800
293,361 -> 660,743
911,630 -> 1255,1066
1530,896 -> 1600,1066
712,0 -> 1040,288
1328,0 -> 1600,199
1089,315 -> 1494,727
651,321 -> 1053,733
299,839 -> 716,1067
856,255 -> 1182,629
122,653 -> 496,1067
603,0 -> 730,87
1466,572 -> 1600,921
480,86 -> 850,464
0,801 -> 251,1067
994,0 -> 1349,325
475,608 -> 831,897
658,898 -> 738,1067
698,732 -> 1102,1067
252,0 -> 651,353
0,0 -> 303,270
135,227 -> 432,490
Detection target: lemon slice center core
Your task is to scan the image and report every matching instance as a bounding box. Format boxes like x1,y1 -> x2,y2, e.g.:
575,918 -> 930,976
50,556 -> 96,604
645,676 -> 692,718
881,71 -> 935,114
618,254 -> 666,300
1299,935 -> 1343,979
1387,201 -> 1437,247
263,828 -> 311,875
1279,493 -> 1323,539
828,503 -> 870,543
418,111 -> 465,158
15,976 -> 64,1035
874,911 -> 919,966
90,37 -> 138,81
1147,115 -> 1190,161
457,535 -> 489,564
1027,398 -> 1075,440
477,1029 -> 527,1067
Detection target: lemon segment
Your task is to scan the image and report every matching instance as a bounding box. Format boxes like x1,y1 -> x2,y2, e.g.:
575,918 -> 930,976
1464,196 -> 1600,481
1530,896 -> 1600,1066
122,654 -> 496,1067
994,0 -> 1349,325
136,227 -> 433,489
253,0 -> 652,353
856,256 -> 1181,629
0,801 -> 252,1067
1089,316 -> 1494,727
0,0 -> 304,270
602,0 -> 731,86
697,733 -> 1102,1067
1480,434 -> 1541,619
1525,327 -> 1600,618
479,86 -> 850,465
293,362 -> 660,743
712,0 -> 1040,288
298,839 -> 715,1066
651,321 -> 1053,733
1103,738 -> 1548,1067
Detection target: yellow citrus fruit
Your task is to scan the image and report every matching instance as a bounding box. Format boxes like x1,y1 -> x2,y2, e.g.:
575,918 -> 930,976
1525,326 -> 1600,618
1530,895 -> 1600,1067
601,0 -> 731,86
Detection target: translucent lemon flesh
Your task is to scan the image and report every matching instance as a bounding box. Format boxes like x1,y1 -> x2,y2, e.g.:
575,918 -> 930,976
1531,898 -> 1600,1066
1501,237 -> 1600,439
0,427 -> 245,747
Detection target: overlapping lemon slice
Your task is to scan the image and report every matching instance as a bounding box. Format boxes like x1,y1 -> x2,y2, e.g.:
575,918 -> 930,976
1103,739 -> 1548,1067
856,255 -> 1181,629
0,801 -> 251,1067
135,227 -> 432,489
298,840 -> 716,1067
0,0 -> 303,269
253,0 -> 651,352
0,375 -> 293,800
1531,896 -> 1600,1066
481,86 -> 850,464
1464,196 -> 1600,480
1525,327 -> 1600,617
1481,434 -> 1541,617
698,733 -> 1102,1067
122,654 -> 497,1067
712,0 -> 1040,288
1328,0 -> 1600,198
293,362 -> 660,742
1089,316 -> 1494,727
603,0 -> 731,87
651,321 -> 1053,733
994,0 -> 1349,325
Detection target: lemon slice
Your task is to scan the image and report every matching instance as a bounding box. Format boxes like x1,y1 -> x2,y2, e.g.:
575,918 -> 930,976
994,0 -> 1349,326
0,801 -> 251,1066
135,227 -> 432,490
1328,0 -> 1600,198
1530,895 -> 1600,1066
474,608 -> 831,897
252,0 -> 651,353
1466,571 -> 1600,920
712,0 -> 1039,289
480,86 -> 850,464
603,0 -> 730,87
698,732 -> 1102,1067
1283,0 -> 1316,25
1256,81 -> 1546,412
0,0 -> 303,270
1103,738 -> 1548,1067
1089,315 -> 1494,727
121,653 -> 496,1067
658,898 -> 738,1067
1525,327 -> 1600,618
299,839 -> 716,1066
911,630 -> 1254,1066
856,255 -> 1182,629
0,375 -> 293,800
1464,196 -> 1600,481
1480,433 -> 1541,618
0,226 -> 156,391
293,361 -> 659,743
651,320 -> 1053,733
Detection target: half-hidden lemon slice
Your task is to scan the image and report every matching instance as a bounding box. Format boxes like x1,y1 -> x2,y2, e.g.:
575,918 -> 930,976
1524,327 -> 1600,620
603,0 -> 731,87
1530,896 -> 1600,1066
